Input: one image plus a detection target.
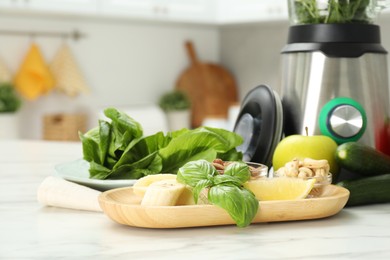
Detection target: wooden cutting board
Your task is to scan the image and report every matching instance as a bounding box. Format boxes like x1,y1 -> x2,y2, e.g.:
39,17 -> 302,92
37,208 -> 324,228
176,41 -> 238,128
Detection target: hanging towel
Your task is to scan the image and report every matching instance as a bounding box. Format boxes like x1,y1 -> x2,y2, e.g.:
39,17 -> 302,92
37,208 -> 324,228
0,56 -> 12,83
50,43 -> 89,97
14,43 -> 55,100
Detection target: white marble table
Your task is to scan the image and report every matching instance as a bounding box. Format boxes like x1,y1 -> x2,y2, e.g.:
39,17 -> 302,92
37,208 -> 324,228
1,140 -> 390,259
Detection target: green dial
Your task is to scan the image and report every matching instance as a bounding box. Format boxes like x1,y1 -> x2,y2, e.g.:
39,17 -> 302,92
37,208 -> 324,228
319,97 -> 367,144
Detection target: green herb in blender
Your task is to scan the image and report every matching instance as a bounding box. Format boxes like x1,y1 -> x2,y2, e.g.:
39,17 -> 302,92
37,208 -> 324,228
291,0 -> 372,24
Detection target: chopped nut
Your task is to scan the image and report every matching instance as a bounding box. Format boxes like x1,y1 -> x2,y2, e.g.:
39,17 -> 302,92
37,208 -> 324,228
298,167 -> 314,177
212,162 -> 224,170
302,158 -> 328,168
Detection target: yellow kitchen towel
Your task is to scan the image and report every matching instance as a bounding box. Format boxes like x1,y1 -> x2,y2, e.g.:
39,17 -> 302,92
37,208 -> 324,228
50,43 -> 89,97
0,56 -> 12,83
14,43 -> 55,100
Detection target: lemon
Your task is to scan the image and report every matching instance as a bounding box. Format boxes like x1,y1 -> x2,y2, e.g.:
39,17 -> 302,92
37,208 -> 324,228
243,177 -> 316,201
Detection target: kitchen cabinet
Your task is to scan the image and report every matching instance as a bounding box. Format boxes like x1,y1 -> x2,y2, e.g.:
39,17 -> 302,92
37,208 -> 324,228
28,0 -> 98,14
99,0 -> 215,23
0,0 -> 98,14
0,0 -> 29,8
0,0 -> 288,24
216,0 -> 288,24
99,0 -> 288,23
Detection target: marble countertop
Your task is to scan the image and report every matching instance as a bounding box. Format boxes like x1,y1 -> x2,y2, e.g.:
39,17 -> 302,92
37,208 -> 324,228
1,140 -> 390,259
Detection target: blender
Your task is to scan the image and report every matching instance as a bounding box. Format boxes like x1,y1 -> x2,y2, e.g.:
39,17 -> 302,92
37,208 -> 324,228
233,0 -> 390,168
281,0 -> 390,155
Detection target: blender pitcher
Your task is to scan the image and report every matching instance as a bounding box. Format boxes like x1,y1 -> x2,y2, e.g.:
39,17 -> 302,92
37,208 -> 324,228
281,0 -> 390,155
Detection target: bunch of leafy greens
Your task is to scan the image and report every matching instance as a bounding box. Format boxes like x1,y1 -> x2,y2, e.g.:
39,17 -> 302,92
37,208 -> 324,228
292,0 -> 372,24
177,160 -> 259,228
79,108 -> 243,180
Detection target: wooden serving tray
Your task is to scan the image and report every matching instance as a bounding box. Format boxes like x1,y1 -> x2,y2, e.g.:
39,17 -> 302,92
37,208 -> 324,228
98,185 -> 349,229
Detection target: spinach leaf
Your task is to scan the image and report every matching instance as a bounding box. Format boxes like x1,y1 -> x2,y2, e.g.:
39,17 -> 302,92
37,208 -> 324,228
98,120 -> 111,165
104,107 -> 143,158
113,131 -> 170,170
89,161 -> 111,179
79,130 -> 101,164
80,107 -> 243,180
158,127 -> 243,173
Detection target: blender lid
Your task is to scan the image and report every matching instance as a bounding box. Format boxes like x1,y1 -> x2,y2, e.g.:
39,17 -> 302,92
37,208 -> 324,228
233,85 -> 283,167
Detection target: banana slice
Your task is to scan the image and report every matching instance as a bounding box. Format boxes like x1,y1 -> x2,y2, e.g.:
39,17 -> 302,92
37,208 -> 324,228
176,187 -> 196,205
141,179 -> 186,206
133,174 -> 177,197
177,187 -> 210,205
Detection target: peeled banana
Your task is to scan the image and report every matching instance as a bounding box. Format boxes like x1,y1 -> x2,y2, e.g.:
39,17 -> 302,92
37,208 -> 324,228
133,174 -> 177,197
134,174 -> 210,206
141,179 -> 186,206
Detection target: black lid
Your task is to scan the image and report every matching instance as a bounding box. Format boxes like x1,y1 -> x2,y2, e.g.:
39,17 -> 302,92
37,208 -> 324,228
287,24 -> 381,44
282,24 -> 387,57
233,85 -> 283,167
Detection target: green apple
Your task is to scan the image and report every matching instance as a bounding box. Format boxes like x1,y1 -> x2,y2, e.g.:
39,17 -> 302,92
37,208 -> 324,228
272,134 -> 339,181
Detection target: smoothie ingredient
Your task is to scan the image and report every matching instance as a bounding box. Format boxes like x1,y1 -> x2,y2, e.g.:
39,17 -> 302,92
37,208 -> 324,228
335,142 -> 390,177
337,174 -> 390,206
80,107 -> 243,180
244,177 -> 316,201
177,160 -> 258,227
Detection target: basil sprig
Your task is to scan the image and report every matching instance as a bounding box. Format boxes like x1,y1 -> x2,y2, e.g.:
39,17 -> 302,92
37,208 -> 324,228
177,160 -> 259,228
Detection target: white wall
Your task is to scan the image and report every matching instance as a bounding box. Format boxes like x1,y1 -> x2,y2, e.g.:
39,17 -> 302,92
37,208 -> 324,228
220,20 -> 289,98
220,14 -> 390,101
4,12 -> 390,140
0,13 -> 219,139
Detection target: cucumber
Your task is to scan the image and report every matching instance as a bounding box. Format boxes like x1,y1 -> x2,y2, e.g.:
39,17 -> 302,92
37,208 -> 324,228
335,142 -> 390,177
337,174 -> 390,206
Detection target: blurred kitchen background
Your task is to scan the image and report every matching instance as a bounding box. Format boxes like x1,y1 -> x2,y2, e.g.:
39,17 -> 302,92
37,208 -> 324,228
1,0 -> 390,140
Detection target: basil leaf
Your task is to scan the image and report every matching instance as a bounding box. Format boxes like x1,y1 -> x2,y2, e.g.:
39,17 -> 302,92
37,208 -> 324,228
213,174 -> 242,186
177,160 -> 216,187
193,179 -> 212,204
208,185 -> 259,228
224,161 -> 251,183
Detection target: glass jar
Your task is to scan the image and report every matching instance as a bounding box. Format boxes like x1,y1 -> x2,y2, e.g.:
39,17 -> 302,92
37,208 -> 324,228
288,0 -> 389,25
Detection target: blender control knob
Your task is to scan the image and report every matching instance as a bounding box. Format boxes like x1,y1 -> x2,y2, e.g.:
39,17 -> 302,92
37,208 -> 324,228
319,97 -> 367,144
328,105 -> 363,137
